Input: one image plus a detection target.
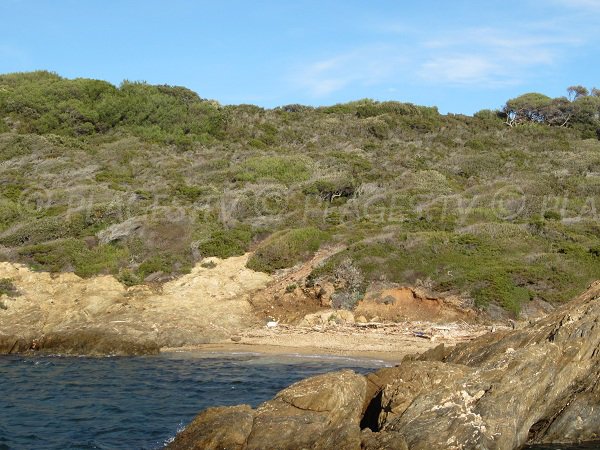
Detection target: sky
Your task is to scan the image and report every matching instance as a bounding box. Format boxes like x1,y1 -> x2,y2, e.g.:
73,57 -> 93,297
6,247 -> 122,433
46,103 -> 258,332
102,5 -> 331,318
0,0 -> 599,114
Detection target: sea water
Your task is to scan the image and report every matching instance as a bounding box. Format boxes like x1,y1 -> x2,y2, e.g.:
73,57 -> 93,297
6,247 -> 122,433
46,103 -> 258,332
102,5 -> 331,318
0,352 -> 596,450
0,352 -> 389,449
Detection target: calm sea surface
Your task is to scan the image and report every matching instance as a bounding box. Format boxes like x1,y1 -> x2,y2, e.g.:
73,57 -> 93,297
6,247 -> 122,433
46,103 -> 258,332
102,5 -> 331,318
1,352 -> 597,450
0,351 -> 389,449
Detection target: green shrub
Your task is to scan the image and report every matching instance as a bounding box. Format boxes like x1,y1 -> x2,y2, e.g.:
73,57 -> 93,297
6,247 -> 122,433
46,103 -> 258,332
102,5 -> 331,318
0,198 -> 24,231
247,227 -> 329,273
195,226 -> 253,259
0,278 -> 17,297
200,260 -> 217,269
234,156 -> 310,184
18,239 -> 128,277
472,273 -> 531,315
543,210 -> 562,221
473,109 -> 502,121
116,268 -> 140,286
173,183 -> 206,202
136,253 -> 191,280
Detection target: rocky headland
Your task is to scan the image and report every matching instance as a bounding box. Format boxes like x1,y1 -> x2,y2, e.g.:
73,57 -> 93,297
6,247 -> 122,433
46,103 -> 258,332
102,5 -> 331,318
168,281 -> 600,449
0,255 -> 271,355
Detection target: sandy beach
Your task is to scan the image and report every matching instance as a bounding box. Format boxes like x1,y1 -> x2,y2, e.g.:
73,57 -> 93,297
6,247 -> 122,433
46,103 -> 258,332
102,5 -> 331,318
162,321 -> 497,362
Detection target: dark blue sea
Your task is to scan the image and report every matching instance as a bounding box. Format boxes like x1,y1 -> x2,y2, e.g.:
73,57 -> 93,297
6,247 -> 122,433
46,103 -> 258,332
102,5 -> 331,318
0,351 -> 389,450
0,352 -> 597,450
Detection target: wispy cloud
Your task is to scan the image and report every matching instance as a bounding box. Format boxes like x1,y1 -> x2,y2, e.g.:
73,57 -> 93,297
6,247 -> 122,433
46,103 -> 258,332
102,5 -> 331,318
419,55 -> 503,85
289,46 -> 406,97
288,9 -> 593,98
417,28 -> 574,86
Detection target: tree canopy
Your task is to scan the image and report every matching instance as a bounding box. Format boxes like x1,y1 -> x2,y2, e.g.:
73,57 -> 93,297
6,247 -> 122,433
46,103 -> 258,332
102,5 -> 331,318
502,86 -> 600,138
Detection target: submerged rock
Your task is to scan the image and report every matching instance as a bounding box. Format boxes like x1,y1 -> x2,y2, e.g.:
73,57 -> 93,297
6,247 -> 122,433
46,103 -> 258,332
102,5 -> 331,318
170,281 -> 600,449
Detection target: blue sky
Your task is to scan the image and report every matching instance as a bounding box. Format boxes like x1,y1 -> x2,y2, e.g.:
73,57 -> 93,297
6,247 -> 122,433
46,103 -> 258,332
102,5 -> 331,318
1,0 -> 599,114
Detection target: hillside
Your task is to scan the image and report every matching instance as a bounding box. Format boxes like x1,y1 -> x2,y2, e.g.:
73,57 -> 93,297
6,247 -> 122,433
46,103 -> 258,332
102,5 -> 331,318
1,71 -> 600,316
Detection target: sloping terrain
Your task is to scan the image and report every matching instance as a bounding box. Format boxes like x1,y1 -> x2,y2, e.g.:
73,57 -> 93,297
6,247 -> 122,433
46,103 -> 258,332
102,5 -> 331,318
0,251 -> 492,357
1,72 -> 600,316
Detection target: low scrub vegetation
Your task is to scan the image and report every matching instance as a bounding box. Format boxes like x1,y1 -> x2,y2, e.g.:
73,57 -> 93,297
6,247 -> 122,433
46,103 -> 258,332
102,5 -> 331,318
1,71 -> 600,314
247,227 -> 329,273
0,278 -> 17,297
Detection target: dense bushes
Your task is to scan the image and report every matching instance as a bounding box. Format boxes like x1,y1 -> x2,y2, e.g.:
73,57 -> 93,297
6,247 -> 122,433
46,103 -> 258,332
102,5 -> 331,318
0,71 -> 226,145
195,226 -> 253,259
233,156 -> 310,184
18,239 -> 128,277
502,87 -> 600,137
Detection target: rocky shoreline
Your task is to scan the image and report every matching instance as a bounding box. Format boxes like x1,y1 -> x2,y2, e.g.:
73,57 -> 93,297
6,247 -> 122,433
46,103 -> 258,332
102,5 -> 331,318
0,256 -> 270,356
0,256 -> 492,358
0,329 -> 159,356
6,253 -> 599,448
168,282 -> 600,449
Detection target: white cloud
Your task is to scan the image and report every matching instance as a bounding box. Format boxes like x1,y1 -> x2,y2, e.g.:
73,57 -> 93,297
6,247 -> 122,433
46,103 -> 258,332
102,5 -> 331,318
288,15 -> 590,96
419,55 -> 501,85
289,46 -> 406,97
417,27 -> 576,86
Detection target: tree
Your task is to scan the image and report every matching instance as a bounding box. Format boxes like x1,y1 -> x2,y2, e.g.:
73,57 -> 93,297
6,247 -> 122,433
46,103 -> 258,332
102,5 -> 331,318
502,93 -> 553,126
543,97 -> 573,127
567,85 -> 589,101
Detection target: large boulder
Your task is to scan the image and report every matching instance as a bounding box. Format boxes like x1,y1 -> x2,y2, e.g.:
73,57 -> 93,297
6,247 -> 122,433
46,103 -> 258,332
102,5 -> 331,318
167,405 -> 255,450
372,281 -> 600,448
96,217 -> 145,244
169,370 -> 366,450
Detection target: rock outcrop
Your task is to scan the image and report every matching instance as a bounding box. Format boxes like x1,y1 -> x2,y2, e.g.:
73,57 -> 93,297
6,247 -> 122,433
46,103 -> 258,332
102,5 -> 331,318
354,285 -> 476,323
0,255 -> 271,355
166,405 -> 255,450
169,281 -> 600,449
168,370 -> 367,450
0,329 -> 159,355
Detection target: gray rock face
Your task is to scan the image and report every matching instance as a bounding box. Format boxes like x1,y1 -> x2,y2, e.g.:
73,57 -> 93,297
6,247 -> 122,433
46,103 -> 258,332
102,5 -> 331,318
170,282 -> 600,449
96,217 -> 145,244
